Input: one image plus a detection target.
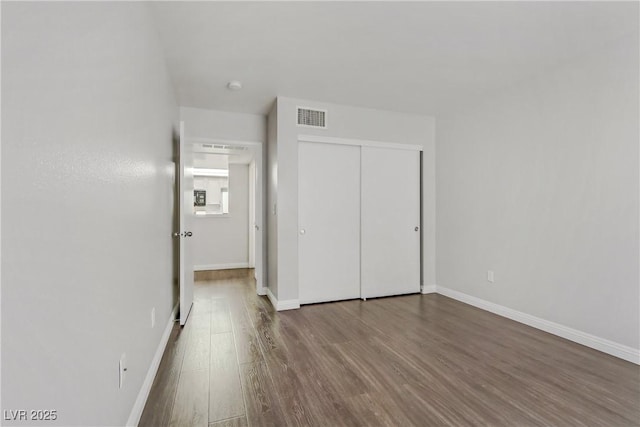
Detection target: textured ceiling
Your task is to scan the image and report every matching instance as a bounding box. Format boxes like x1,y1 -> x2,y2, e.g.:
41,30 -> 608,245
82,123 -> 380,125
148,1 -> 638,116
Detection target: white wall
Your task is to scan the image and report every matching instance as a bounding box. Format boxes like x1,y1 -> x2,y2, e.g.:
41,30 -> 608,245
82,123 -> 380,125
436,35 -> 639,351
2,2 -> 178,426
270,97 -> 436,302
181,106 -> 265,142
193,164 -> 250,269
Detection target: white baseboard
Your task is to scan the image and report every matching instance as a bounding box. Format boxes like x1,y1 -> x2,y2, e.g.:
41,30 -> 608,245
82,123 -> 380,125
266,287 -> 277,308
421,284 -> 437,294
435,285 -> 640,365
127,303 -> 179,427
266,287 -> 300,311
194,262 -> 249,271
257,288 -> 267,296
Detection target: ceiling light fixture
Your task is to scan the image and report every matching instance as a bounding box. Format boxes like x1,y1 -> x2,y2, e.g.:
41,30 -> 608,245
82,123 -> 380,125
227,80 -> 242,91
193,168 -> 228,177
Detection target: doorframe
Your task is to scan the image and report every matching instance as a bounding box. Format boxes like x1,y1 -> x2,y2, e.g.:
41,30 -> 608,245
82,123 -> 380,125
248,160 -> 256,269
188,136 -> 266,296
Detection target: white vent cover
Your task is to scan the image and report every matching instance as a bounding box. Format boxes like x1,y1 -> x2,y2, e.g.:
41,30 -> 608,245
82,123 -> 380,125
215,145 -> 247,151
200,143 -> 247,151
297,107 -> 327,128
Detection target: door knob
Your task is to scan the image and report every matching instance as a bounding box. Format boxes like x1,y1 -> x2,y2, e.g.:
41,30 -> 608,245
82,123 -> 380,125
300,229 -> 306,235
415,226 -> 420,231
185,231 -> 193,237
173,232 -> 181,238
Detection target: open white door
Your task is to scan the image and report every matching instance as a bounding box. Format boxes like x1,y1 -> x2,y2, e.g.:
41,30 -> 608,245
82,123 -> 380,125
249,161 -> 256,269
252,154 -> 264,294
178,121 -> 194,326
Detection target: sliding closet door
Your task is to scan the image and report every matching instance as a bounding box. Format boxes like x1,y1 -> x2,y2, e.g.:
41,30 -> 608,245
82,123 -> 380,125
361,146 -> 420,298
298,142 -> 361,304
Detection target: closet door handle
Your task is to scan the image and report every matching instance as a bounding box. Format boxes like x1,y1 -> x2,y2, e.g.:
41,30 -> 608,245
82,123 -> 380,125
415,226 -> 420,232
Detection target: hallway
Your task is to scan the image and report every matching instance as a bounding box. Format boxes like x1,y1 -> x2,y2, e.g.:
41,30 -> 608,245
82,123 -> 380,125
139,270 -> 639,427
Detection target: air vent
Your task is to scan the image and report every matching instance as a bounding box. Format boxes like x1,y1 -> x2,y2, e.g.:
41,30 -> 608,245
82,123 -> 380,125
199,143 -> 249,152
207,144 -> 248,151
297,107 -> 327,129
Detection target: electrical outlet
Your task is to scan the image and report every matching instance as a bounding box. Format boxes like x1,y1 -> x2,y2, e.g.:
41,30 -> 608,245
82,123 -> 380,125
487,270 -> 495,283
151,307 -> 156,328
119,353 -> 127,389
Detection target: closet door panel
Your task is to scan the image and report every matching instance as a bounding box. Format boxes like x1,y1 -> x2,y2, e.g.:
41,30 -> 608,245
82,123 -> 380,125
361,147 -> 420,298
298,142 -> 361,304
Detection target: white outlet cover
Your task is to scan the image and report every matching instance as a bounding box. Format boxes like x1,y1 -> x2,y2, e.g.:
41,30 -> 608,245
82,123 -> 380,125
487,270 -> 495,283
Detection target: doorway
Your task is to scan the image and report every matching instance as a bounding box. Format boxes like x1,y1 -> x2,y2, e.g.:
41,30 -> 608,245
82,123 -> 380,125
185,138 -> 265,296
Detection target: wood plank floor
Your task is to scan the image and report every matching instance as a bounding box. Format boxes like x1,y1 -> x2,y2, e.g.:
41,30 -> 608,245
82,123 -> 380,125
140,270 -> 640,427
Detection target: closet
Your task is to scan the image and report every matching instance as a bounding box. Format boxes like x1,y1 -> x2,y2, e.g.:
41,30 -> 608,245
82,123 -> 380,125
298,139 -> 421,304
298,142 -> 361,304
